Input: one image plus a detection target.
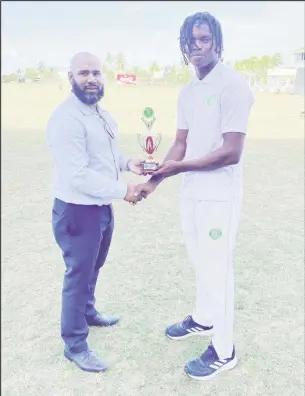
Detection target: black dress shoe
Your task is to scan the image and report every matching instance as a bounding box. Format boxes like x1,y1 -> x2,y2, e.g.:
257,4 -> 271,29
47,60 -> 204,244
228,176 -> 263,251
64,348 -> 109,373
86,312 -> 120,327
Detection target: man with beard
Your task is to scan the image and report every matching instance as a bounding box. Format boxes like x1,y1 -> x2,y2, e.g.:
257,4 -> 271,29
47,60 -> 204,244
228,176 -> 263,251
46,52 -> 145,373
136,12 -> 254,380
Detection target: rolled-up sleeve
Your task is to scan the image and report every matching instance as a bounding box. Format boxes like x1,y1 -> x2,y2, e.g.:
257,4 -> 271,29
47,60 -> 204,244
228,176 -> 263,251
47,114 -> 127,200
119,153 -> 131,172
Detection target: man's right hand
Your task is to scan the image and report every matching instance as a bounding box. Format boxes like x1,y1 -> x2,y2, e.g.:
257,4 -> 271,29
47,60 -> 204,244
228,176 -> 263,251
124,184 -> 143,204
134,181 -> 157,199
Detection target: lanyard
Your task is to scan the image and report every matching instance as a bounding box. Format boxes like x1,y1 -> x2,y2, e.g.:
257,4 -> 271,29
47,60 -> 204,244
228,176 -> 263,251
94,106 -> 119,179
95,106 -> 115,139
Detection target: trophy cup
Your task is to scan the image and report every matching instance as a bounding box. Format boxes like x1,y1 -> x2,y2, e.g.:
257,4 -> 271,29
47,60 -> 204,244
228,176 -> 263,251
137,107 -> 162,173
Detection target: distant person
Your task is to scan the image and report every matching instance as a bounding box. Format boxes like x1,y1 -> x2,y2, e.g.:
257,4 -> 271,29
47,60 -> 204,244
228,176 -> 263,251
46,52 -> 144,373
136,12 -> 254,380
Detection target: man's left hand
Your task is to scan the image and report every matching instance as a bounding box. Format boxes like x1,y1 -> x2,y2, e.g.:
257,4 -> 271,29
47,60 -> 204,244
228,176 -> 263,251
127,158 -> 145,175
152,160 -> 182,178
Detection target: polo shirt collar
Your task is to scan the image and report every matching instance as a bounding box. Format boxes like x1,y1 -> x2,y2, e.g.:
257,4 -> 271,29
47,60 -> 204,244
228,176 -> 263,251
191,61 -> 222,85
69,91 -> 105,116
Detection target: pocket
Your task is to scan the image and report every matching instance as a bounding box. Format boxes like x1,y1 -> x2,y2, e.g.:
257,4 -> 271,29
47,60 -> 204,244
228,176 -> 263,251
52,199 -> 69,217
52,200 -> 80,239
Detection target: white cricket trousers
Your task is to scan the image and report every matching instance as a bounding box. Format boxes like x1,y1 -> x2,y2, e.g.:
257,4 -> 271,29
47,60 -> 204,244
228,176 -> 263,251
180,196 -> 242,359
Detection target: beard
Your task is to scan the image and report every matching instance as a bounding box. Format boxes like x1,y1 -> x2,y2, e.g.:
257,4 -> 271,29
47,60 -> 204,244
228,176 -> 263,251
72,79 -> 104,105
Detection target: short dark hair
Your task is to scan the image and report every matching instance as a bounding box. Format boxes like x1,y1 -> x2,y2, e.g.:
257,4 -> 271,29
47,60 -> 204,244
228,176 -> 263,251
179,12 -> 224,65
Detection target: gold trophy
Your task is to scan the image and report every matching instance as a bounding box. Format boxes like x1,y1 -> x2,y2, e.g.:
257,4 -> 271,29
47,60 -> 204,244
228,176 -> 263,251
137,107 -> 162,173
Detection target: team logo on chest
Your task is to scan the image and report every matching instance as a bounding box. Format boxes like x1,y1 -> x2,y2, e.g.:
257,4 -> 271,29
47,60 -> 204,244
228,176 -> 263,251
206,94 -> 217,106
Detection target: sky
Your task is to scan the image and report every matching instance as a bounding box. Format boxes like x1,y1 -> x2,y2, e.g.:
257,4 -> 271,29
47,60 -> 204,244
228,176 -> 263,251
1,1 -> 304,74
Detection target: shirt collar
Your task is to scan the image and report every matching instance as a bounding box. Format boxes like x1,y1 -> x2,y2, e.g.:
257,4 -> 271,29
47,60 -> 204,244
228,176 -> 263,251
69,91 -> 104,116
191,60 -> 222,85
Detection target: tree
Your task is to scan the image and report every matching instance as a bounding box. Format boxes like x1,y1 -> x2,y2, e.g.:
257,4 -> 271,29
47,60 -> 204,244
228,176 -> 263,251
149,61 -> 160,75
271,53 -> 283,68
256,55 -> 273,83
105,69 -> 115,81
234,60 -> 243,73
37,61 -> 46,75
164,65 -> 178,84
41,66 -> 60,81
177,59 -> 193,84
234,53 -> 284,84
25,67 -> 40,81
105,53 -> 115,72
115,52 -> 125,73
6,51 -> 284,86
2,73 -> 19,83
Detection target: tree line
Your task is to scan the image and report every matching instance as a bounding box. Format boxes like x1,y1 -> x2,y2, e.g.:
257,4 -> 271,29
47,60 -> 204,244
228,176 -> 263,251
2,52 -> 283,84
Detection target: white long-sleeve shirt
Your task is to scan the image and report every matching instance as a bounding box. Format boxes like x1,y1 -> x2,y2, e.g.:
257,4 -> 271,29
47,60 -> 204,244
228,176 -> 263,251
46,92 -> 130,205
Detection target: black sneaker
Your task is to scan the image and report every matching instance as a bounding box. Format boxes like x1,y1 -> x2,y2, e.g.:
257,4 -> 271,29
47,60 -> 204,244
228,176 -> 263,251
165,315 -> 213,340
184,344 -> 237,380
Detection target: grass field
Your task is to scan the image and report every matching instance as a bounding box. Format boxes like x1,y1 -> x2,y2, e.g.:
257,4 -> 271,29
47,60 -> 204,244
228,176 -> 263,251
2,82 -> 304,396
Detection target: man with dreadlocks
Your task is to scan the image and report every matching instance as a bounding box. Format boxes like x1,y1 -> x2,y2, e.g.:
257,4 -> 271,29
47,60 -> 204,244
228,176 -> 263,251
135,12 -> 254,380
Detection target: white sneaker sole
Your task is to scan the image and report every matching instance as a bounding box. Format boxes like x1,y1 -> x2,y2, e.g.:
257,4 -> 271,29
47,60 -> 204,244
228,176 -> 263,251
186,356 -> 238,381
166,329 -> 214,340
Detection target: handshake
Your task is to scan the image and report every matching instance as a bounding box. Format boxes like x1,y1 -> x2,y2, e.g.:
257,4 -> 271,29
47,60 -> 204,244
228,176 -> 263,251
124,181 -> 156,205
123,157 -> 181,205
123,157 -> 158,205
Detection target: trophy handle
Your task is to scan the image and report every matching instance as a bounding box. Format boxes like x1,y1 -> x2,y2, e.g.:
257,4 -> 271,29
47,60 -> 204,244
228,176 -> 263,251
154,133 -> 162,151
137,133 -> 144,151
150,117 -> 156,130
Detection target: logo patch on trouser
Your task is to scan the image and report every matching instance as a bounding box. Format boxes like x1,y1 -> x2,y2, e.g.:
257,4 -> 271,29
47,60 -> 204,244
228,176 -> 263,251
209,228 -> 222,240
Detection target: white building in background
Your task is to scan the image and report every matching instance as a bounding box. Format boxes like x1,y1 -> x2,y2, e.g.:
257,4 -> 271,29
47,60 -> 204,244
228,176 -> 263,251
294,48 -> 305,96
267,47 -> 304,94
294,48 -> 305,66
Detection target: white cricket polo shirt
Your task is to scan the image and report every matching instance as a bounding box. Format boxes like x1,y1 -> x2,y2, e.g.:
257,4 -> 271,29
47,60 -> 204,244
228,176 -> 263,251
177,61 -> 254,201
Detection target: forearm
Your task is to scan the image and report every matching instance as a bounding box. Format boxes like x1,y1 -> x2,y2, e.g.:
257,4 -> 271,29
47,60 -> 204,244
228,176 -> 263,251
180,147 -> 239,173
149,140 -> 186,185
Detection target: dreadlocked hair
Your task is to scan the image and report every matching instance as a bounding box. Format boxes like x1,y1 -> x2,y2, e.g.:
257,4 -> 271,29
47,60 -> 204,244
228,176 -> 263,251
179,12 -> 224,65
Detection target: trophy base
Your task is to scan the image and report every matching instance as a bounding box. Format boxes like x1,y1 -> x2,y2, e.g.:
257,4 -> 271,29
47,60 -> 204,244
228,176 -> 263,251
142,161 -> 158,173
